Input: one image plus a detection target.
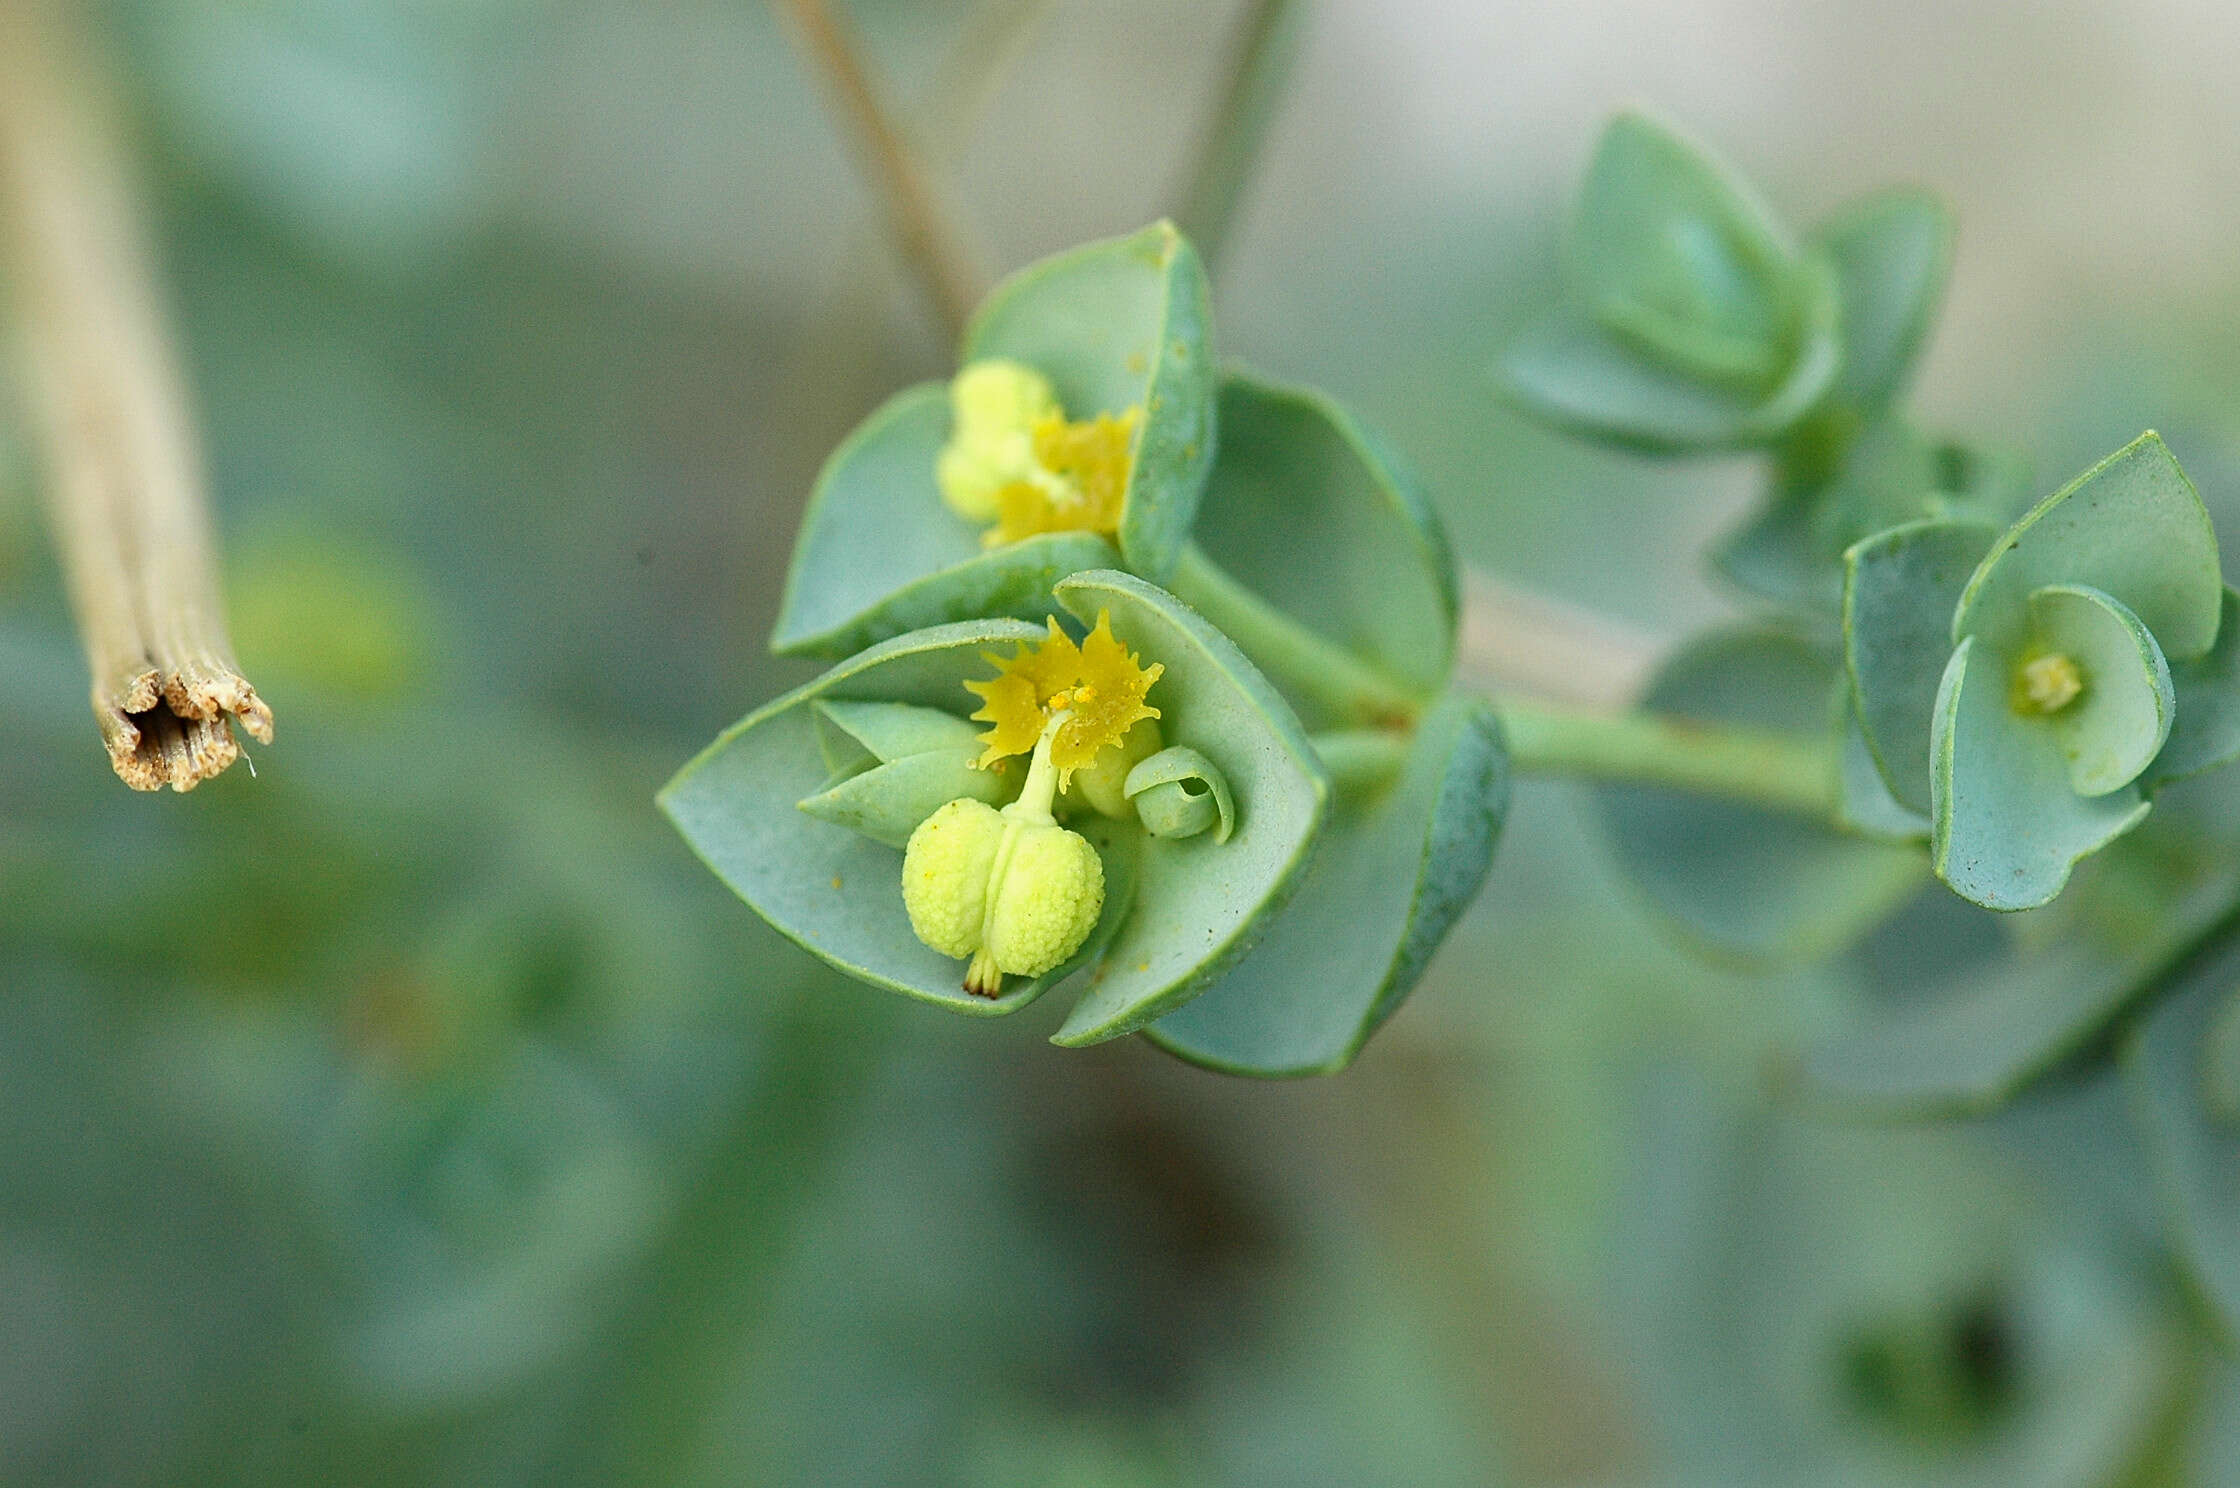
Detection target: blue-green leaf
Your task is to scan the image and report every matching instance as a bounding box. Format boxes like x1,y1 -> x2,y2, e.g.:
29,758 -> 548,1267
1812,187 -> 1955,413
1599,627 -> 1923,964
1931,636 -> 2152,911
1187,370 -> 1456,698
1144,693 -> 1507,1076
2026,585 -> 2173,797
1845,518 -> 1998,815
771,383 -> 1117,658
1124,745 -> 1235,843
2142,587 -> 2240,790
1499,281 -> 1839,453
1837,697 -> 1929,840
2127,938 -> 2240,1341
1955,432 -> 2223,662
961,221 -> 1216,582
1812,773 -> 2240,1114
796,748 -> 1012,850
1574,111 -> 1797,375
1047,571 -> 1329,1045
1500,112 -> 1841,451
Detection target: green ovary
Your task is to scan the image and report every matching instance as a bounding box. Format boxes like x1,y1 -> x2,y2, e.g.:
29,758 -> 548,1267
901,711 -> 1106,997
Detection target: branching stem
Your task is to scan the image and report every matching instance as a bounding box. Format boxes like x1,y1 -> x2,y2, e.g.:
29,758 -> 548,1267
1498,695 -> 1837,818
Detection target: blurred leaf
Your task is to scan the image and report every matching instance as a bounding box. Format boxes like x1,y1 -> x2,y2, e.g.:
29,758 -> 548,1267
1846,518 -> 1998,815
1146,692 -> 1506,1076
1616,1080 -> 2181,1487
1500,113 -> 1841,451
1716,418 -> 1937,614
1598,627 -> 1923,965
772,383 -> 1118,658
2127,932 -> 2240,1343
2143,588 -> 2240,790
1188,371 -> 1456,705
1573,112 -> 1797,385
1499,278 -> 1838,453
961,221 -> 1216,583
1049,571 -> 1328,1045
1812,793 -> 2240,1115
1813,188 -> 1955,414
320,1040 -> 664,1412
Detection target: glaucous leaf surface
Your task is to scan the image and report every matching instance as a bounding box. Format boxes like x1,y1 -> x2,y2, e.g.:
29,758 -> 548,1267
1616,1082 -> 2181,1488
1501,113 -> 1841,451
1572,111 -> 1797,383
1838,700 -> 1930,840
2127,932 -> 2240,1341
1811,784 -> 2240,1114
2025,585 -> 2172,797
1955,432 -> 2222,661
1846,518 -> 1999,815
1599,627 -> 1923,965
771,383 -> 1117,658
1717,418 -> 1940,614
1046,571 -> 1329,1045
1187,371 -> 1456,700
960,221 -> 1216,582
1145,692 -> 1507,1076
1930,638 -> 2150,911
2142,587 -> 2240,790
1812,187 -> 1955,414
663,618 -> 1114,1016
1124,744 -> 1235,843
1499,284 -> 1839,453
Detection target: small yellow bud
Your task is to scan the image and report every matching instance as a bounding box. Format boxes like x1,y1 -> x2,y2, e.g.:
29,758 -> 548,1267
937,360 -> 1059,523
901,798 -> 1004,958
2014,652 -> 2086,715
951,358 -> 1058,437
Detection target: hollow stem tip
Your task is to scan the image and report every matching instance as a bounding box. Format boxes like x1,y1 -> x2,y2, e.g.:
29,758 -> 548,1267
0,0 -> 272,790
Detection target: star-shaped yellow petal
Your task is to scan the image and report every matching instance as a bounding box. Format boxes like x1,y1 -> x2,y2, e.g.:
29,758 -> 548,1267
962,611 -> 1163,784
986,409 -> 1140,547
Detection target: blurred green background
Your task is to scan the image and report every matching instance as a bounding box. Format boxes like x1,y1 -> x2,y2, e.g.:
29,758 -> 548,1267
7,1 -> 2240,1483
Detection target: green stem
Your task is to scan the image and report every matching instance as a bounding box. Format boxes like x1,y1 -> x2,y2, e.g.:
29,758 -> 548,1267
1311,729 -> 1410,796
1169,542 -> 1424,726
1498,695 -> 1837,819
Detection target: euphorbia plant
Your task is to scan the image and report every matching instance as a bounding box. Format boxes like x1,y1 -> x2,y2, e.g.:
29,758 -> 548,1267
667,126 -> 2240,1379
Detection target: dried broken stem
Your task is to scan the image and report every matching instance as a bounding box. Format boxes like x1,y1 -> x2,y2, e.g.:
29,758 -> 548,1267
0,1 -> 269,791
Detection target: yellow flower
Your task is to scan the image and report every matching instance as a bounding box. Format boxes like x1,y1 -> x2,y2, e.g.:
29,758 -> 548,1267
963,611 -> 1163,786
932,359 -> 1142,545
986,409 -> 1140,547
936,360 -> 1059,523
